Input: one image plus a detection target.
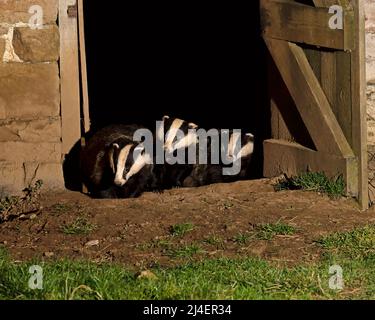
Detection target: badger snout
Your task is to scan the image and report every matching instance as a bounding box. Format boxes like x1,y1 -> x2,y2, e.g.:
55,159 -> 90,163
164,143 -> 174,154
114,177 -> 126,187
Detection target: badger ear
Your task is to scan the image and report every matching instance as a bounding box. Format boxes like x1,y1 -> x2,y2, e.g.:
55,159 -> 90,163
245,133 -> 255,141
108,147 -> 116,174
188,122 -> 198,129
162,115 -> 170,121
112,143 -> 120,149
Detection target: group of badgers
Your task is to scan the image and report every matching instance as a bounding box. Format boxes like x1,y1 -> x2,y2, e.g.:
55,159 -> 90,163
81,116 -> 255,199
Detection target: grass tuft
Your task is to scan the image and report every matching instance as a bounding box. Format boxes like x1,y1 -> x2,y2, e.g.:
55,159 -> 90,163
169,223 -> 195,237
275,172 -> 345,198
50,203 -> 73,214
61,217 -> 96,235
257,222 -> 296,241
166,244 -> 203,259
233,233 -> 251,245
204,234 -> 225,248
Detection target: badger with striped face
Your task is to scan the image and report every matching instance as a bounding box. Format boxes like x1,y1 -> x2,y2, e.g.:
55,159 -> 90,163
109,139 -> 157,198
81,124 -> 156,198
156,115 -> 199,189
224,131 -> 255,180
158,115 -> 198,155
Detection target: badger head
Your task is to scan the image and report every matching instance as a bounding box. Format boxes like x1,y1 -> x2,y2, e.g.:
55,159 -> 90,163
159,115 -> 198,154
227,132 -> 255,162
108,140 -> 152,187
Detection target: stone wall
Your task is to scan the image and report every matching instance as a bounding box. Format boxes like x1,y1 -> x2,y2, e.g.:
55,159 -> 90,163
366,0 -> 375,144
0,0 -> 63,196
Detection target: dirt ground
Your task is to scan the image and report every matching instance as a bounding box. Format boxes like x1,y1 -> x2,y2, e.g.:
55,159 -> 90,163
1,178 -> 375,269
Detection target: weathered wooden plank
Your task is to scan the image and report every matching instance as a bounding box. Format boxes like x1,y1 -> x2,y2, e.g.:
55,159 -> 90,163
268,55 -> 293,141
335,51 -> 352,145
261,0 -> 354,50
263,139 -> 358,196
350,0 -> 368,209
59,0 -> 81,154
320,51 -> 335,109
78,0 -> 90,134
305,47 -> 321,83
264,37 -> 354,157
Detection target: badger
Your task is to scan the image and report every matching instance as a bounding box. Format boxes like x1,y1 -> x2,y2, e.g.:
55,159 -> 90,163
155,115 -> 199,189
178,129 -> 255,187
81,124 -> 156,198
157,115 -> 199,154
223,130 -> 255,181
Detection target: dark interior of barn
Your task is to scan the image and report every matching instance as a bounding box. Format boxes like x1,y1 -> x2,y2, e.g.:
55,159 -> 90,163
83,2 -> 268,128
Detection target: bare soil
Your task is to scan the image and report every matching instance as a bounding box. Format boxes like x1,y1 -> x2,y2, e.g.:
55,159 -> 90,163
1,178 -> 374,269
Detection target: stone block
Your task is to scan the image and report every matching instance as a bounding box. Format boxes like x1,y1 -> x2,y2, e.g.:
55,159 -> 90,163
0,118 -> 61,142
12,25 -> 59,62
0,142 -> 62,162
0,63 -> 60,120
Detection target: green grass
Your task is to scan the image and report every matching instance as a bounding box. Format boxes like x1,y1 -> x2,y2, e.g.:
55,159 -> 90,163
169,223 -> 195,237
166,244 -> 203,259
233,232 -> 251,245
0,196 -> 19,214
204,234 -> 225,248
256,222 -> 296,241
1,225 -> 375,299
61,217 -> 96,235
0,245 -> 374,300
50,203 -> 73,214
275,172 -> 345,199
137,239 -> 172,251
317,225 -> 375,259
137,238 -> 202,259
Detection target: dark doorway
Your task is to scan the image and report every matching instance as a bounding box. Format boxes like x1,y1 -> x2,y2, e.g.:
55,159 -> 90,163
83,2 -> 269,177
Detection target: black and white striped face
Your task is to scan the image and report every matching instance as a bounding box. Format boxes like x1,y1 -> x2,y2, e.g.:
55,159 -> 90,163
158,115 -> 198,154
109,142 -> 152,187
227,132 -> 254,162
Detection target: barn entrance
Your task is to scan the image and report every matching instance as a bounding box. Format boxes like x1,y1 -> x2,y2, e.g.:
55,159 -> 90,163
59,0 -> 368,208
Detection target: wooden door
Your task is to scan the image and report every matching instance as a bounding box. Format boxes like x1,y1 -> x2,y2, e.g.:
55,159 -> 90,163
260,0 -> 368,209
